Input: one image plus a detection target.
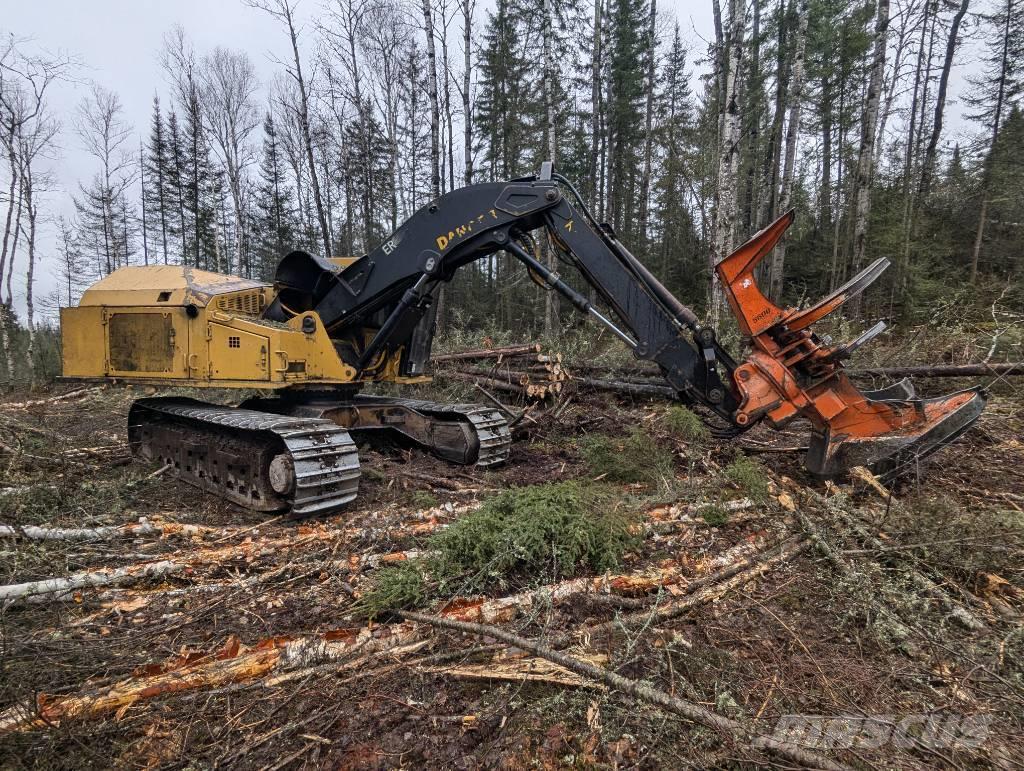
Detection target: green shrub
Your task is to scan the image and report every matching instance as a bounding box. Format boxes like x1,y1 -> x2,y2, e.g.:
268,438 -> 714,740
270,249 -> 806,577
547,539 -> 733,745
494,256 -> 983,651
409,490 -> 438,509
429,481 -> 638,594
664,406 -> 710,445
581,429 -> 674,484
700,505 -> 730,527
353,482 -> 639,616
723,457 -> 769,502
353,562 -> 427,619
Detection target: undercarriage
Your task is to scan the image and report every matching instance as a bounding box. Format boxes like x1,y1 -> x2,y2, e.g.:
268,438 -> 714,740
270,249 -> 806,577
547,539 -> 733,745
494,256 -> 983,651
128,393 -> 512,516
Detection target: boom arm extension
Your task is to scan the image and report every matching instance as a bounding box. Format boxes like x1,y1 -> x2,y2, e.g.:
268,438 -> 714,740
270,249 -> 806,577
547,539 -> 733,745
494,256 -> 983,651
265,174 -> 738,419
264,169 -> 986,479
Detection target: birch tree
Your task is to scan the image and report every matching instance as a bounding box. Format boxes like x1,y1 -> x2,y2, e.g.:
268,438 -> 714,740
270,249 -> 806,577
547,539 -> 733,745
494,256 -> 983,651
850,0 -> 890,311
767,0 -> 808,302
322,0 -> 374,249
709,0 -> 747,322
249,0 -> 333,260
73,84 -> 135,276
0,39 -> 66,385
460,0 -> 475,186
200,47 -> 260,275
421,0 -> 442,200
16,108 -> 58,389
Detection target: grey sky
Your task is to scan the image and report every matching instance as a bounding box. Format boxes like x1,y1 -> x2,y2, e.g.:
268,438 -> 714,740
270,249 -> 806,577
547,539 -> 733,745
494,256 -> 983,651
3,0 -> 981,321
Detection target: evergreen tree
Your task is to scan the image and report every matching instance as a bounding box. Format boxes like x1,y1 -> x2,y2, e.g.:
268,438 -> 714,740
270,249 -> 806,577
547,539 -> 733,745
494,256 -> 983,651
605,0 -> 649,242
475,0 -> 533,179
145,96 -> 174,264
653,24 -> 701,304
964,0 -> 1023,283
253,111 -> 296,279
181,98 -> 217,268
166,110 -> 190,263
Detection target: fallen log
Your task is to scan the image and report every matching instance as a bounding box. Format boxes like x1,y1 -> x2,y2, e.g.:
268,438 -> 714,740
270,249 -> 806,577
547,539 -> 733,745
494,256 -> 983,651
457,364 -> 568,383
2,526 -> 348,605
431,343 -> 541,362
572,375 -> 676,399
580,536 -> 810,639
0,386 -> 105,410
849,362 -> 1023,378
0,623 -> 424,734
1,530 -> 807,730
0,560 -> 184,603
400,608 -> 850,771
0,520 -> 166,542
425,650 -> 609,689
437,370 -> 552,399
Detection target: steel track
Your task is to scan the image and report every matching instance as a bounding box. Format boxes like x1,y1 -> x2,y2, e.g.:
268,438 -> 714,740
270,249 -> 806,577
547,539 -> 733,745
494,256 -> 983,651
129,397 -> 360,517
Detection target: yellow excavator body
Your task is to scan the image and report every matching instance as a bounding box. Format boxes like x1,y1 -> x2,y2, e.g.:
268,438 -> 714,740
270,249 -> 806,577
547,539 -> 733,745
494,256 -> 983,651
60,265 -> 425,389
57,170 -> 985,517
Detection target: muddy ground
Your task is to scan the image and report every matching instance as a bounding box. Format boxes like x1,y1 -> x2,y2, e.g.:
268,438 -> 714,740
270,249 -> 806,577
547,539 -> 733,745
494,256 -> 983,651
0,378 -> 1022,770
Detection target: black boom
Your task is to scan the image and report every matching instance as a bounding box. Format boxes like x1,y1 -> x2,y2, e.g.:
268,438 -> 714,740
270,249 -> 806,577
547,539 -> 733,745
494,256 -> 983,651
263,170 -> 740,421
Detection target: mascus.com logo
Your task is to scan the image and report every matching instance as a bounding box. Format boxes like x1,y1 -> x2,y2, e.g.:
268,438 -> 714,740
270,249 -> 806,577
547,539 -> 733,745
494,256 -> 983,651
768,713 -> 993,750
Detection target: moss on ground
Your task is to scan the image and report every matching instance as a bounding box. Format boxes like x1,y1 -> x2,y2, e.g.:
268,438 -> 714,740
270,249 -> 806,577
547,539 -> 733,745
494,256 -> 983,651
699,504 -> 730,528
664,406 -> 709,446
581,429 -> 674,484
722,456 -> 769,502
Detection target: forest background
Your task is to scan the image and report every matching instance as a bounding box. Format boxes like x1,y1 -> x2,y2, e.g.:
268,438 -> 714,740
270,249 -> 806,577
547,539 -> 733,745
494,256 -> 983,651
0,0 -> 1020,386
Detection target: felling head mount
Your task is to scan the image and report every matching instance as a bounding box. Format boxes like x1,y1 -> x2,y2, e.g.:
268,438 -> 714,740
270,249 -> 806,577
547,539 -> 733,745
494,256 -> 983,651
715,211 -> 986,480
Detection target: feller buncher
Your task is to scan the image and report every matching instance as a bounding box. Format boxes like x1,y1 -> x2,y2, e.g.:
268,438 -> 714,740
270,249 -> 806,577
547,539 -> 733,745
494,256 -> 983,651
61,165 -> 986,516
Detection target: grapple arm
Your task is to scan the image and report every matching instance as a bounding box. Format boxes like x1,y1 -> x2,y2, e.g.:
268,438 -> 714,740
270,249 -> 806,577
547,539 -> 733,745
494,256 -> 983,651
715,212 -> 986,479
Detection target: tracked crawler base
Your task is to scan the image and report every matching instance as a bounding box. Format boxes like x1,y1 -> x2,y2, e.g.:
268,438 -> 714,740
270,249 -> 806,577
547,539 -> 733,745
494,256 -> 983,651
63,166 -> 987,518
242,394 -> 512,468
129,398 -> 362,517
128,395 -> 511,517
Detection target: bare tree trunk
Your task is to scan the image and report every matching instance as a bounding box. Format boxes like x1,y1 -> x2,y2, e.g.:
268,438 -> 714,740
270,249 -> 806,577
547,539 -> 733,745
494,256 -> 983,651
589,0 -> 602,209
711,0 -> 727,148
0,140 -> 16,382
758,0 -> 789,229
139,142 -> 150,266
421,0 -> 441,200
710,0 -> 746,322
0,125 -> 17,286
872,0 -> 919,173
850,0 -> 890,314
5,173 -> 23,305
291,27 -> 330,258
768,0 -> 808,302
421,0 -> 444,328
828,62 -> 848,292
461,0 -> 474,186
440,1 -> 456,194
969,1 -> 1011,285
919,0 -> 970,199
20,173 -> 37,390
742,0 -> 761,236
542,0 -> 559,336
252,1 -> 332,259
637,0 -> 658,254
895,0 -> 930,292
